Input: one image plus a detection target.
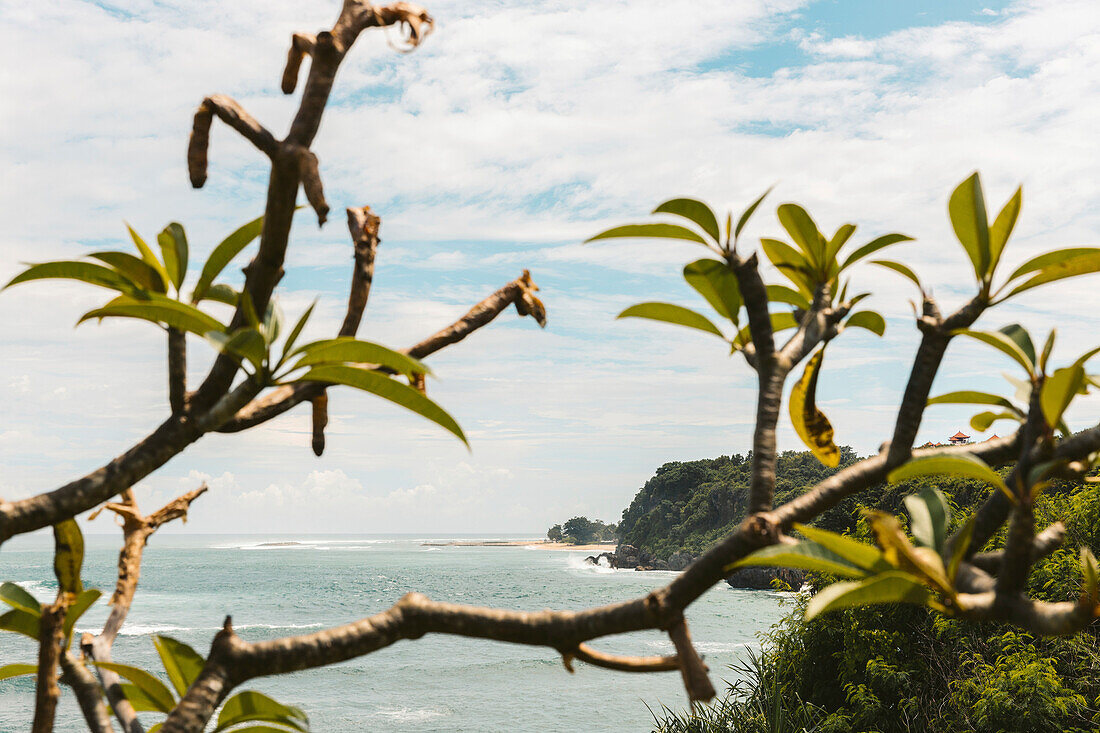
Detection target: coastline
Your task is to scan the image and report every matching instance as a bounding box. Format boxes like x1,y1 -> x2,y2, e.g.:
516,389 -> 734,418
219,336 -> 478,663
421,539 -> 617,552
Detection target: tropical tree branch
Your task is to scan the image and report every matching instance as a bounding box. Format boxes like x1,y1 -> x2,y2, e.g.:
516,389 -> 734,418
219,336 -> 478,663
59,651 -> 114,733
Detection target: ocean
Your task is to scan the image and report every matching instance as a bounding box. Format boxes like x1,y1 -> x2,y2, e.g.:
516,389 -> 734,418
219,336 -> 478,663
0,533 -> 790,732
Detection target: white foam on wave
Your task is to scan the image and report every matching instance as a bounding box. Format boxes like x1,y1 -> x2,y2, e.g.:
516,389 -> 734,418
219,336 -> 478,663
644,639 -> 752,654
12,580 -> 53,602
371,707 -> 448,723
210,539 -> 388,551
564,555 -> 617,574
74,622 -> 326,637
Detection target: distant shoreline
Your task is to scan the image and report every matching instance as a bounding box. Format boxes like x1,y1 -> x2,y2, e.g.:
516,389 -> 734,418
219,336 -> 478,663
421,540 -> 617,552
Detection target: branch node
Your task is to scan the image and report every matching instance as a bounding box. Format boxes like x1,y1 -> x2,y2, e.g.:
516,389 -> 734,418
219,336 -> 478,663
513,269 -> 547,327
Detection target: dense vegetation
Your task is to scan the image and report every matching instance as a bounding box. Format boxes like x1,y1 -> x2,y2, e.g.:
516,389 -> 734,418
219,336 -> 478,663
649,453 -> 1100,732
617,448 -> 859,560
547,517 -> 618,544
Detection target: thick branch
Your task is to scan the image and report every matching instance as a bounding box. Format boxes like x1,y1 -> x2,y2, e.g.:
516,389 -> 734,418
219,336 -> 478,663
60,651 -> 114,733
339,206 -> 382,337
566,643 -> 680,673
168,327 -> 186,415
32,598 -> 68,733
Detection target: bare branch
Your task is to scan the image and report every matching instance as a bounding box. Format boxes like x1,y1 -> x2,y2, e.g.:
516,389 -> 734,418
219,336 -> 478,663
293,146 -> 329,226
59,651 -> 114,733
566,644 -> 680,673
281,33 -> 317,95
187,95 -> 277,188
32,598 -> 68,733
168,327 -> 187,415
667,618 -> 715,702
339,206 -> 382,337
969,522 -> 1065,575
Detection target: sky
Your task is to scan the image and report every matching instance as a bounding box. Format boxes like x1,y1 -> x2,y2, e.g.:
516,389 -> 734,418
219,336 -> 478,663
1,0 -> 1098,536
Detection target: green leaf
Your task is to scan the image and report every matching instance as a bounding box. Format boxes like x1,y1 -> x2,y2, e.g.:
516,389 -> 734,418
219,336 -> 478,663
806,571 -> 934,620
824,223 -> 857,267
733,311 -> 799,349
838,233 -> 913,272
205,328 -> 267,373
201,283 -> 240,306
682,259 -> 741,321
192,215 -> 263,303
903,485 -> 950,553
215,690 -> 309,733
793,524 -> 890,572
844,311 -> 886,337
970,410 -> 1021,432
157,222 -> 189,291
1006,247 -> 1100,282
928,390 -> 1021,412
0,664 -> 37,681
889,454 -> 1008,494
777,204 -> 824,270
262,301 -> 283,345
152,635 -> 206,698
299,365 -> 468,446
63,588 -> 102,645
999,324 -> 1036,367
0,609 -> 41,639
1040,330 -> 1056,374
88,251 -> 167,293
118,682 -> 172,713
954,328 -> 1035,377
735,187 -> 773,240
4,261 -> 136,293
126,223 -> 171,288
280,301 -> 316,365
1,582 -> 42,616
869,259 -> 922,290
79,294 -> 226,338
1081,548 -> 1099,605
789,349 -> 839,467
765,285 -> 810,310
988,186 -> 1021,276
585,223 -> 709,247
653,198 -> 720,244
947,515 -> 976,583
617,302 -> 725,339
53,519 -> 84,595
1000,250 -> 1100,301
94,662 -> 176,712
948,172 -> 991,280
1041,364 -> 1085,428
727,541 -> 869,579
291,338 -> 432,380
760,238 -> 814,294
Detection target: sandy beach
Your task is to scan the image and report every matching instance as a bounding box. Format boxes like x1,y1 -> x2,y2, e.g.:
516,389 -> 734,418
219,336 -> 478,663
421,539 -> 617,552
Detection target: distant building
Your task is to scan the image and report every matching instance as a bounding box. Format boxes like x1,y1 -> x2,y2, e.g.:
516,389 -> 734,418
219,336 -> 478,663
949,431 -> 971,445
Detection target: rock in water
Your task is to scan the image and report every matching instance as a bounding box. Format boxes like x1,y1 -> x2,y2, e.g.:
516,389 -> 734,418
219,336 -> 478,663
726,567 -> 805,591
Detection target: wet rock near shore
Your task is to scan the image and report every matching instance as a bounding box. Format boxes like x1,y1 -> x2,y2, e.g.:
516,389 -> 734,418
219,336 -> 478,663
725,566 -> 805,591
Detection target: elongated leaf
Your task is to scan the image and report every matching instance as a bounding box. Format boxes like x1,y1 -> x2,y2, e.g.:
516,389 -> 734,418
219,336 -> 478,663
948,172 -> 990,280
653,199 -> 720,244
869,259 -> 922,290
1041,364 -> 1085,428
765,285 -> 810,310
0,609 -> 40,639
80,295 -> 226,338
585,223 -> 708,246
292,338 -> 432,379
824,223 -> 857,267
733,311 -> 799,349
1081,548 -> 1099,605
865,512 -> 952,592
63,588 -> 101,644
889,454 -> 1007,494
1,582 -> 41,616
793,524 -> 890,572
928,390 -> 1020,412
777,204 -> 823,270
205,328 -> 266,373
1001,251 -> 1100,301
94,662 -> 176,712
193,215 -> 263,303
4,261 -> 135,293
1040,330 -> 1056,373
0,664 -> 37,681
299,365 -> 467,446
727,542 -> 868,579
53,519 -> 83,595
844,311 -> 886,337
126,223 -> 171,287
153,635 -> 205,698
789,349 -> 839,467
118,682 -> 172,713
683,259 -> 741,321
999,324 -> 1036,367
904,485 -> 950,553
201,283 -> 239,306
157,223 -> 189,291
1006,247 -> 1100,282
970,410 -> 1021,432
215,690 -> 309,733
280,301 -> 316,365
988,186 -> 1021,275
806,571 -> 934,620
262,301 -> 282,345
955,328 -> 1035,376
618,302 -> 725,339
760,238 -> 815,294
89,251 -> 166,293
838,233 -> 913,272
948,515 -> 976,583
735,187 -> 773,240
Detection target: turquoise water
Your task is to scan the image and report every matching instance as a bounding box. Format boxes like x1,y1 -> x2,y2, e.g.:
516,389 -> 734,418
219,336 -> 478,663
0,534 -> 789,731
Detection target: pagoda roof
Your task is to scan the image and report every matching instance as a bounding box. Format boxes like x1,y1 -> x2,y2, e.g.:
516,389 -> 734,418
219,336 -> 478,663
951,431 -> 970,439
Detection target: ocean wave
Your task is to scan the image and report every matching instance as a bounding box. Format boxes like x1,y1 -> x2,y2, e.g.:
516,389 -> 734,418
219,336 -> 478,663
12,580 -> 54,601
564,556 -> 618,574
370,707 -> 449,723
73,622 -> 325,637
643,639 -> 752,654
